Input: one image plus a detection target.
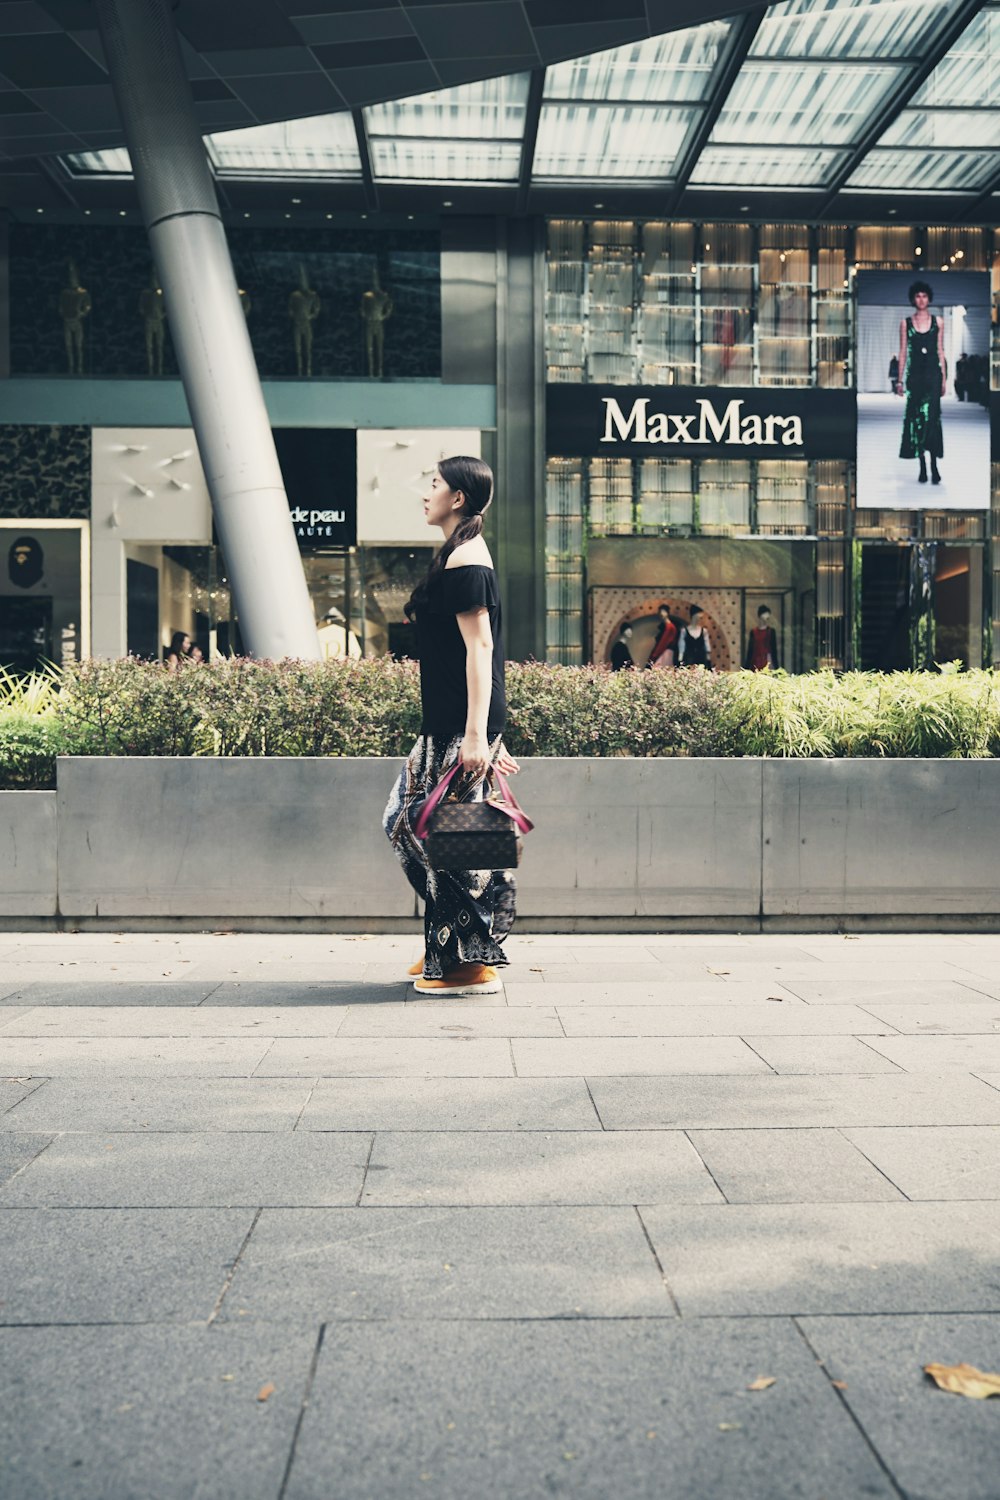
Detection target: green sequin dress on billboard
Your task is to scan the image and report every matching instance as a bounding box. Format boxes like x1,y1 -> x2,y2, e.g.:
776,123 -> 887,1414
898,314 -> 943,461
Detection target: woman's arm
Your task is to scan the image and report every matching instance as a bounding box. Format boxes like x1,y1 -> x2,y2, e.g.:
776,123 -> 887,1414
457,606 -> 494,774
896,319 -> 907,395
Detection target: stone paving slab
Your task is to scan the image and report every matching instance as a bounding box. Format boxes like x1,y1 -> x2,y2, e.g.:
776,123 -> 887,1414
640,1201 -> 1000,1315
799,1314 -> 1000,1500
0,1207 -> 253,1323
0,1131 -> 371,1208
0,962 -> 211,986
0,1036 -> 273,1078
0,981 -> 223,1007
687,1128 -> 906,1204
862,1034 -> 1000,1072
740,1035 -> 902,1073
0,1007 -> 31,1027
336,1005 -> 563,1038
504,979 -> 807,1005
206,979 -> 406,1006
976,1071 -> 1000,1093
254,1037 -> 515,1077
2,1006 -> 373,1038
510,1036 -> 771,1075
555,1003 -> 889,1036
773,977 -> 997,1005
0,1078 -> 313,1134
0,1133 -> 53,1188
0,1078 -> 45,1116
586,1072 -> 1000,1129
645,943 -> 822,966
283,1320 -> 897,1500
298,1078 -> 602,1132
0,1324 -> 317,1500
859,1001 -> 1000,1034
361,1130 -> 722,1206
221,1205 -> 674,1323
841,1126 -> 1000,1200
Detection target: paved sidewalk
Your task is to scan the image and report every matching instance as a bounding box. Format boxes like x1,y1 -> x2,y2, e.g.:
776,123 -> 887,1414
2,931 -> 1000,1498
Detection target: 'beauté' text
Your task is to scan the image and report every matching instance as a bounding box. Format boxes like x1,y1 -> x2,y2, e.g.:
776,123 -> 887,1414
601,397 -> 804,448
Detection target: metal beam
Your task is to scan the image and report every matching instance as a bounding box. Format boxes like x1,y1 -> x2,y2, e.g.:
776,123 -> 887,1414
517,68 -> 545,215
955,161 -> 1000,221
667,5 -> 767,212
94,0 -> 321,661
817,0 -> 987,215
352,107 -> 379,212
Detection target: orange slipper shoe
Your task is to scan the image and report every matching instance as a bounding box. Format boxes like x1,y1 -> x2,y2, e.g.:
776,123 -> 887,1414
407,957 -> 425,977
413,963 -> 503,997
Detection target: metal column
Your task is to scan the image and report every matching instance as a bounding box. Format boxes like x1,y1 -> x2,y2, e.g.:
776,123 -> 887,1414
94,0 -> 320,660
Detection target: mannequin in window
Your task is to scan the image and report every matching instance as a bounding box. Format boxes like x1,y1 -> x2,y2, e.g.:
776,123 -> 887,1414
60,261 -> 91,375
360,265 -> 393,378
745,604 -> 779,671
610,622 -> 634,671
646,602 -> 677,669
139,268 -> 167,376
289,264 -> 322,378
677,605 -> 712,668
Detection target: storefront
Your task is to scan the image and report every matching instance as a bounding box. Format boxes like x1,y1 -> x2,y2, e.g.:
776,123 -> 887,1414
543,218 -> 998,673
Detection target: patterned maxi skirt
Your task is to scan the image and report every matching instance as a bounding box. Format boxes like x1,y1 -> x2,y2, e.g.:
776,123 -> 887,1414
383,734 -> 517,979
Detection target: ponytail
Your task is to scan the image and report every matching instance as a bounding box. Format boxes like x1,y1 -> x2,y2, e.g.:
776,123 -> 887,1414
406,455 -> 494,618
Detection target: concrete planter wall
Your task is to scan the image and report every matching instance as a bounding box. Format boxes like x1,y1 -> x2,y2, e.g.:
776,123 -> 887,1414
0,756 -> 997,930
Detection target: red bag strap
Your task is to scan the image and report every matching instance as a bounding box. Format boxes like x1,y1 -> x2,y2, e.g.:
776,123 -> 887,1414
488,767 -> 534,834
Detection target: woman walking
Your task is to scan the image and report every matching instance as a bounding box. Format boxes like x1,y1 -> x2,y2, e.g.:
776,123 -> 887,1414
895,280 -> 945,486
383,456 -> 520,997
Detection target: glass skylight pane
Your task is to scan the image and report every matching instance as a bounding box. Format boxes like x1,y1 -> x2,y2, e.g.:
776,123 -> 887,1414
880,108 -> 1000,149
544,24 -> 730,102
713,60 -> 903,145
847,147 -> 998,190
689,145 -> 842,186
365,75 -> 529,140
371,139 -> 522,182
65,146 -> 132,176
753,0 -> 964,60
533,105 -> 696,178
207,115 -> 360,175
910,6 -> 1000,107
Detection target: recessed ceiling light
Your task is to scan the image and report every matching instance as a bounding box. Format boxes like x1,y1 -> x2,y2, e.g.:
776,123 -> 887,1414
284,212 -> 291,218
243,212 -> 250,218
442,200 -> 452,207
594,202 -> 603,208
888,207 -> 897,215
325,212 -> 332,219
407,214 -> 414,220
739,204 -> 749,212
361,212 -> 367,219
84,209 -> 91,215
36,207 -> 44,214
291,197 -> 301,204
119,209 -> 126,216
915,245 -> 922,255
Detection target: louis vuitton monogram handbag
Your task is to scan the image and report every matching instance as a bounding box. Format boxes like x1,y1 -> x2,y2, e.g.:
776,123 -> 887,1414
414,762 -> 534,871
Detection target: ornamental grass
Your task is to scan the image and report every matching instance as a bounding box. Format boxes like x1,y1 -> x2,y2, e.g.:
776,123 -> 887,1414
1,658 -> 1000,789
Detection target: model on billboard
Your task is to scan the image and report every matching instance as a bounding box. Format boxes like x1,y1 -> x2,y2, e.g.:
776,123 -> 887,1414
895,281 -> 945,486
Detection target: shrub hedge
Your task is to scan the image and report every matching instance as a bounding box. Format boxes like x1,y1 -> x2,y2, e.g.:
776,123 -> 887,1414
1,658 -> 1000,789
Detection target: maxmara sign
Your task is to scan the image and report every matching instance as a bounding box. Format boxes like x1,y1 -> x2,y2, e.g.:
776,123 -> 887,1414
547,385 -> 857,461
601,396 -> 802,448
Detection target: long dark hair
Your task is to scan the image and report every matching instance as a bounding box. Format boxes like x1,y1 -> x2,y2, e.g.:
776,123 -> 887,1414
405,455 -> 494,617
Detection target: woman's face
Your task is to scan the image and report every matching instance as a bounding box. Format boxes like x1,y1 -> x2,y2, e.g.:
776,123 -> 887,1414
182,635 -> 191,652
912,290 -> 930,313
423,469 -> 463,528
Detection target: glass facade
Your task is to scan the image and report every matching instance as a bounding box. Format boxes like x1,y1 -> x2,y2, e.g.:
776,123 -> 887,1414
544,216 -> 995,673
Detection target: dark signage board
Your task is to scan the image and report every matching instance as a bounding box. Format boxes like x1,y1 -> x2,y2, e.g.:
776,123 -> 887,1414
547,385 -> 857,461
273,427 -> 357,548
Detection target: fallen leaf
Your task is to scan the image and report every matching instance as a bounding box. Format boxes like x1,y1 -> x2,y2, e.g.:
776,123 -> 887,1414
718,1422 -> 741,1432
765,995 -> 785,1003
256,1383 -> 275,1402
924,1363 -> 1000,1399
708,969 -> 730,976
831,1381 -> 848,1391
220,1374 -> 236,1383
530,967 -> 544,973
747,1377 -> 776,1392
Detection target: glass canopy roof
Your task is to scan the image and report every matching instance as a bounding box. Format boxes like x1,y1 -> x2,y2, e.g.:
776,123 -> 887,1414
62,0 -> 1000,202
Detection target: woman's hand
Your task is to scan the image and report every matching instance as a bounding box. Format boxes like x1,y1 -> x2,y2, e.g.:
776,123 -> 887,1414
459,730 -> 490,777
494,742 -> 520,776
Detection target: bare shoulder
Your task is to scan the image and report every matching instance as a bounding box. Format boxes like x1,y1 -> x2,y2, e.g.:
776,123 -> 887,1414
445,536 -> 494,569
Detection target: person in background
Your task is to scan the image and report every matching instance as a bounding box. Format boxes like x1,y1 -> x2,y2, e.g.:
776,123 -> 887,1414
888,353 -> 899,393
745,604 -> 779,671
646,602 -> 678,669
189,644 -> 205,664
610,622 -> 635,671
164,631 -> 191,672
954,352 -> 969,402
677,606 -> 712,669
